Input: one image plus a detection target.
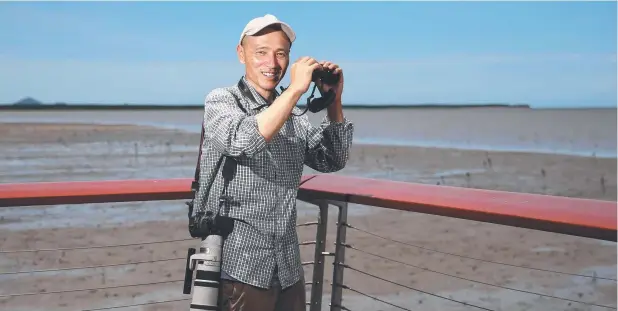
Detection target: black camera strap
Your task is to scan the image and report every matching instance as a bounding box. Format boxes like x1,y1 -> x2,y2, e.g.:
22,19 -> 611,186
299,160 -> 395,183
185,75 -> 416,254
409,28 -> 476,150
189,79 -> 250,218
292,84 -> 319,117
237,78 -> 270,110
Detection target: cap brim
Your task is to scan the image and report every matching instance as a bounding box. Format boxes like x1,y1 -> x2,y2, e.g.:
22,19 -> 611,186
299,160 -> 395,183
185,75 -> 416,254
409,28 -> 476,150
243,21 -> 296,44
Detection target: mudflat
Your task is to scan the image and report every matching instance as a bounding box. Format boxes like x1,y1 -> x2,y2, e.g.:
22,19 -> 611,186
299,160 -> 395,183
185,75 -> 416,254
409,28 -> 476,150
0,122 -> 616,311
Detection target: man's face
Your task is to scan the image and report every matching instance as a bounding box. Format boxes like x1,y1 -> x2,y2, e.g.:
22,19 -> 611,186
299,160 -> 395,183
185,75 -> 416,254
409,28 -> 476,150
237,27 -> 291,97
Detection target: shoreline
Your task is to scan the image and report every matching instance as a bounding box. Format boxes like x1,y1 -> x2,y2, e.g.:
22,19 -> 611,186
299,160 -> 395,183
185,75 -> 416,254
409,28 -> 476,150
1,121 -> 615,160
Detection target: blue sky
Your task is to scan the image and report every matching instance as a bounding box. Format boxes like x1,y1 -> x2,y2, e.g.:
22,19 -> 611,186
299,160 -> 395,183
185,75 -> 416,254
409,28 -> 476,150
0,1 -> 616,108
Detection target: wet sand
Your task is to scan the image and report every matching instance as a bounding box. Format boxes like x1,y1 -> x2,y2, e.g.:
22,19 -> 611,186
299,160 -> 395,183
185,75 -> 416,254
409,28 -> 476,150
0,123 -> 616,311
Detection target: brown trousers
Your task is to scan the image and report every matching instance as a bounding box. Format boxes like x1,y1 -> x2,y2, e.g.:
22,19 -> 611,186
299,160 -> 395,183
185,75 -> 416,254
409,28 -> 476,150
219,276 -> 306,311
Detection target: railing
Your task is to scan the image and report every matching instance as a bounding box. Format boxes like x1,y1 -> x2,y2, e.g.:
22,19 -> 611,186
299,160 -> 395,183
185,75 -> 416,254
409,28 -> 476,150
0,174 -> 616,311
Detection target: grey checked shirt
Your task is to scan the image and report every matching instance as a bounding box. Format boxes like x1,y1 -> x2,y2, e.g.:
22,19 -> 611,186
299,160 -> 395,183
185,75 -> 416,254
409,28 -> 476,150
192,76 -> 354,289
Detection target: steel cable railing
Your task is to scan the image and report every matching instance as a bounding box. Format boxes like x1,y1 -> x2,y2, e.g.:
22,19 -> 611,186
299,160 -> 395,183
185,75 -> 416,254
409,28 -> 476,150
339,264 -> 496,311
0,257 -> 185,276
341,286 -> 410,311
0,249 -> 189,309
344,243 -> 616,309
1,190 -> 614,311
1,221 -> 317,260
82,298 -> 191,311
0,238 -> 195,254
0,219 -> 322,310
329,221 -> 616,311
346,224 -> 617,282
0,279 -> 184,298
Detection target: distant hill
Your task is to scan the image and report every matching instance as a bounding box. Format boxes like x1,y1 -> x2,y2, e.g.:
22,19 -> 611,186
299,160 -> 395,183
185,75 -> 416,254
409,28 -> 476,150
13,97 -> 42,106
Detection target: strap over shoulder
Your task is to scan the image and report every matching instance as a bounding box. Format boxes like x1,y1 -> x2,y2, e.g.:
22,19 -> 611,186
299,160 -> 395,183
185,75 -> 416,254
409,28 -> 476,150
189,78 -> 252,216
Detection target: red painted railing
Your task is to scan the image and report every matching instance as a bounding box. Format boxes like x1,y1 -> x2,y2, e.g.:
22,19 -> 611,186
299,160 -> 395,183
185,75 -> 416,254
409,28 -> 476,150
1,174 -> 616,311
1,174 -> 615,241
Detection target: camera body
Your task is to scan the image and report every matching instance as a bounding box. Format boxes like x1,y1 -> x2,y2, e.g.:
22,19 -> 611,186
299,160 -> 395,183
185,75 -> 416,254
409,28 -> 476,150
188,211 -> 215,238
188,207 -> 235,239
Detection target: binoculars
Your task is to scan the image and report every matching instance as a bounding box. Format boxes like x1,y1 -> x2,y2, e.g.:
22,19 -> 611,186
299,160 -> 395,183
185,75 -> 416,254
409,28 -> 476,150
312,67 -> 340,86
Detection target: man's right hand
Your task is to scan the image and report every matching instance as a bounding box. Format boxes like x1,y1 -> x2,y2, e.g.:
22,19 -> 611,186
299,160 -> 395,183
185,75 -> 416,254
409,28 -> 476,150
288,56 -> 321,94
254,57 -> 320,143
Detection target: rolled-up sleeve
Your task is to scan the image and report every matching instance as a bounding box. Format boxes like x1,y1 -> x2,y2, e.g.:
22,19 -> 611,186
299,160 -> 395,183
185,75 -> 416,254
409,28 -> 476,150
203,89 -> 267,158
304,115 -> 354,172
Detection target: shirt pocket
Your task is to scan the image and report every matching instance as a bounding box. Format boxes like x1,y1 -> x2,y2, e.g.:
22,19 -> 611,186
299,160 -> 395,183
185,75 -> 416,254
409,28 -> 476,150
273,135 -> 305,186
238,148 -> 276,182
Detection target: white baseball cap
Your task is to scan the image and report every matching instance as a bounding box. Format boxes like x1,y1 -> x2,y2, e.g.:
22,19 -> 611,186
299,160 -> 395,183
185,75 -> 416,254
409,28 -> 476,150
239,14 -> 296,45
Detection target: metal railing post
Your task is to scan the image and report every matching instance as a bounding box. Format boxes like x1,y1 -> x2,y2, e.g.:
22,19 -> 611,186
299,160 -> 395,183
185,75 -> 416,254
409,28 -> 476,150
330,202 -> 348,311
308,201 -> 329,311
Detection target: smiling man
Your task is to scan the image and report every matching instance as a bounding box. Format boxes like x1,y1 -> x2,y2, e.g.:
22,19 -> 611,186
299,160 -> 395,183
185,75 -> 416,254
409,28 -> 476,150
191,14 -> 354,311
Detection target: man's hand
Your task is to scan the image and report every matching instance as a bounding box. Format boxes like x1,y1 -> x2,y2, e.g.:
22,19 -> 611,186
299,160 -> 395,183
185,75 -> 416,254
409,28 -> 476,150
317,61 -> 345,123
316,61 -> 344,103
289,56 -> 321,94
255,56 -> 322,143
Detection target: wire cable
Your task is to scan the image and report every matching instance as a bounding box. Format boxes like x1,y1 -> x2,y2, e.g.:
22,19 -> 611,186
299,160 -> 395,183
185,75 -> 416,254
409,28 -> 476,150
347,224 -> 617,282
343,264 -> 495,311
1,257 -> 184,275
347,244 -> 616,309
0,238 -> 194,254
82,298 -> 190,310
342,285 -> 411,311
0,279 -> 184,298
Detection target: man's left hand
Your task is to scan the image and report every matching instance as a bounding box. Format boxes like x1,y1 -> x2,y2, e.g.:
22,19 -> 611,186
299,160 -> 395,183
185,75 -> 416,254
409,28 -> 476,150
316,61 -> 344,104
316,61 -> 344,122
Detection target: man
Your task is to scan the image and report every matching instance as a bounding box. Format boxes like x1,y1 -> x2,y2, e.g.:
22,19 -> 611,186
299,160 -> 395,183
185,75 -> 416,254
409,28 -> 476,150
192,13 -> 354,311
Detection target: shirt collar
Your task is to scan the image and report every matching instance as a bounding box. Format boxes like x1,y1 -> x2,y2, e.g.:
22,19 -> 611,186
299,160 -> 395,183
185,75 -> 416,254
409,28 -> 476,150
240,76 -> 280,110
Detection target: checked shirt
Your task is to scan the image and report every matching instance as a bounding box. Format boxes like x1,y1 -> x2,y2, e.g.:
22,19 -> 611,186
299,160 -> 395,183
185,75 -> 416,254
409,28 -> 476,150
192,76 -> 354,290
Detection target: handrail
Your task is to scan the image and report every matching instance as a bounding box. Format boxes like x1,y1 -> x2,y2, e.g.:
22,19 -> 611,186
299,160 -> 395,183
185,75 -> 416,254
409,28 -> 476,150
297,175 -> 617,242
0,174 -> 615,241
0,177 -> 195,206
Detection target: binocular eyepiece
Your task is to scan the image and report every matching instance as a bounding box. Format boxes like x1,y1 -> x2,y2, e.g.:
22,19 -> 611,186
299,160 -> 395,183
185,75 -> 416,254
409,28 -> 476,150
312,68 -> 340,85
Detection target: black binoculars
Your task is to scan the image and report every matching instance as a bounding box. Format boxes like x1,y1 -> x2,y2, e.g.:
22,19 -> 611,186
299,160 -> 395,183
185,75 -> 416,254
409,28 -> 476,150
312,68 -> 340,86
297,68 -> 340,114
280,66 -> 341,116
